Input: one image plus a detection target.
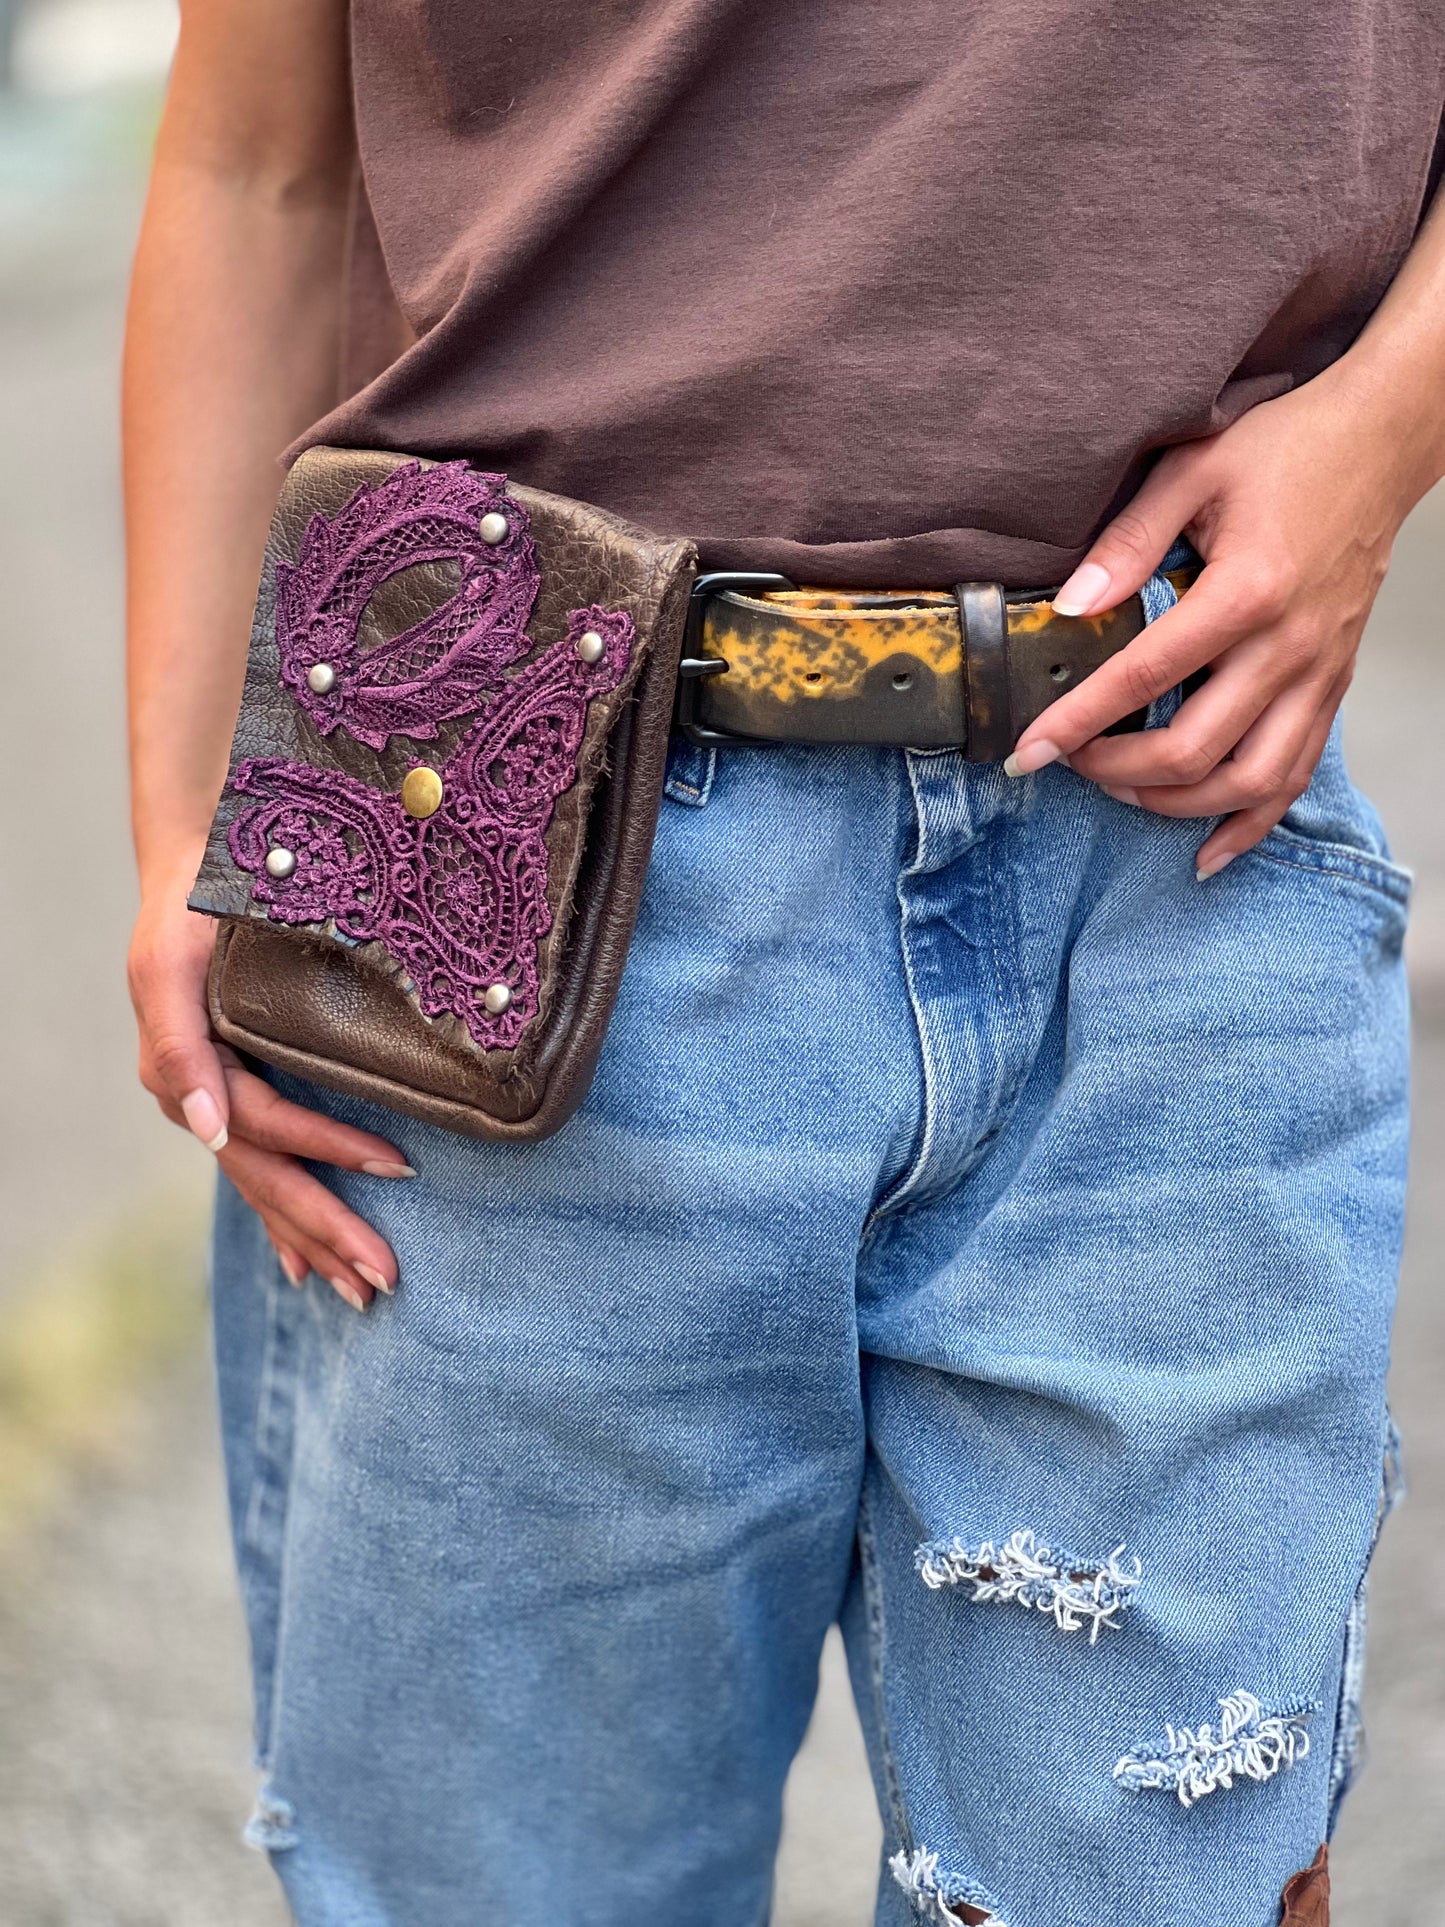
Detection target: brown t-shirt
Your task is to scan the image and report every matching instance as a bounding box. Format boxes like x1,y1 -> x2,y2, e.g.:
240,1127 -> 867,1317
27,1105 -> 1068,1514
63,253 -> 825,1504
303,0 -> 1445,588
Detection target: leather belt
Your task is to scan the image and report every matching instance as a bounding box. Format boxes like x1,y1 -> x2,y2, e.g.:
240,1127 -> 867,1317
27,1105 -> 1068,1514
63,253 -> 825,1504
674,567 -> 1198,761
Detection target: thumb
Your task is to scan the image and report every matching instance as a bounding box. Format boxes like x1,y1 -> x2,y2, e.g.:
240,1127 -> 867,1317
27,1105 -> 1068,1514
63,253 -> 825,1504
1052,452 -> 1209,618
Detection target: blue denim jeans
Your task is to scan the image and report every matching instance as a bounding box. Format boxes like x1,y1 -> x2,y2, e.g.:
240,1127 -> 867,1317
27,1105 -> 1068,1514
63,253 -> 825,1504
212,655 -> 1409,1926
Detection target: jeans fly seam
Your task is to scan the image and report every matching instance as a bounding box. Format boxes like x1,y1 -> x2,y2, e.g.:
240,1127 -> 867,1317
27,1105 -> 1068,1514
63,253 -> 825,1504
857,1482 -> 914,1854
864,751 -> 941,1230
981,821 -> 1030,1136
885,808 -> 1029,1218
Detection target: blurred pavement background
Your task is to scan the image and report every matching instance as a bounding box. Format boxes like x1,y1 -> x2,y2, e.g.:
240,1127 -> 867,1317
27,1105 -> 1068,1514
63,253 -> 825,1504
0,5 -> 1441,1922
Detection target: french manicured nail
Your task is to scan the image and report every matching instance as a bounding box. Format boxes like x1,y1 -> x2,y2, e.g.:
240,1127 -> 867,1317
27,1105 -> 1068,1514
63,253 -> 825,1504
361,1160 -> 417,1179
1003,738 -> 1063,779
1104,785 -> 1140,806
279,1251 -> 308,1288
180,1089 -> 228,1153
331,1278 -> 368,1312
355,1264 -> 393,1296
1052,562 -> 1112,617
1196,851 -> 1238,882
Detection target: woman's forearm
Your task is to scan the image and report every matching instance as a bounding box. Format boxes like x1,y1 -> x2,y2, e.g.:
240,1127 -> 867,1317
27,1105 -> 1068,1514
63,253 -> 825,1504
1321,181 -> 1445,514
124,0 -> 409,1302
124,0 -> 354,895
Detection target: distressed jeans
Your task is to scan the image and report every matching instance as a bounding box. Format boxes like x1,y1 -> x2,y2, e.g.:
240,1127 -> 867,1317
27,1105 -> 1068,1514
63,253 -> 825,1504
212,668 -> 1409,1927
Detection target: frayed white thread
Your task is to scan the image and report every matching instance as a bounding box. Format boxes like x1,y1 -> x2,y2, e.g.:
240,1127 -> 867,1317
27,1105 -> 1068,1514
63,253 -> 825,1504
888,1846 -> 1004,1924
914,1528 -> 1141,1643
242,1785 -> 299,1852
1114,1690 -> 1315,1808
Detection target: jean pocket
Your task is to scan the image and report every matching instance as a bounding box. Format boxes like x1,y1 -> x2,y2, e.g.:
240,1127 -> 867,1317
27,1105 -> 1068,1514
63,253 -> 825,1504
1255,821 -> 1413,910
1255,724 -> 1412,911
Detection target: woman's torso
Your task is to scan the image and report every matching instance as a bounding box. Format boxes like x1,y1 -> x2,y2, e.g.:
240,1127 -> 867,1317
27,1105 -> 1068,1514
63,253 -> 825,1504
303,0 -> 1445,585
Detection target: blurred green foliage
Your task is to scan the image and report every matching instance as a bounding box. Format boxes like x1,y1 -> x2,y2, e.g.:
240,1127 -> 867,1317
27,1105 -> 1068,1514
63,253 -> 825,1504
0,1195 -> 209,1542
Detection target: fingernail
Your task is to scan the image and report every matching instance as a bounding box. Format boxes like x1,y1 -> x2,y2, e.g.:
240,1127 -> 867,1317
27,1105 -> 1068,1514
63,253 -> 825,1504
1003,738 -> 1063,779
1196,851 -> 1238,882
355,1264 -> 393,1296
279,1251 -> 308,1288
331,1278 -> 368,1312
1052,562 -> 1113,617
1104,785 -> 1141,806
361,1160 -> 417,1179
181,1089 -> 228,1153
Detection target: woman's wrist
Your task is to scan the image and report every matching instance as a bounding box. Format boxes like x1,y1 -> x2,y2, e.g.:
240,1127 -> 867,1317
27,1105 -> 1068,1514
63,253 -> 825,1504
1318,180 -> 1445,515
1302,342 -> 1444,528
136,827 -> 212,907
1315,217 -> 1445,516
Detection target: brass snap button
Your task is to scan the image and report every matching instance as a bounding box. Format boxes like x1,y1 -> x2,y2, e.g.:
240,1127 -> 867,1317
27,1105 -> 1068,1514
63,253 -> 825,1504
401,767 -> 444,818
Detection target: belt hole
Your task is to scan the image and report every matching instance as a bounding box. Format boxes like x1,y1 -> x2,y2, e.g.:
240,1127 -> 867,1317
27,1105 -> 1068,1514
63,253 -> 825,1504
1049,662 -> 1071,683
891,671 -> 914,691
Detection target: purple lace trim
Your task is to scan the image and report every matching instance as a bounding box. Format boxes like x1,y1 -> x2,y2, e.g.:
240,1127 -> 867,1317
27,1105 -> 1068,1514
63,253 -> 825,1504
275,460 -> 541,751
230,606 -> 634,1049
227,459 -> 638,1050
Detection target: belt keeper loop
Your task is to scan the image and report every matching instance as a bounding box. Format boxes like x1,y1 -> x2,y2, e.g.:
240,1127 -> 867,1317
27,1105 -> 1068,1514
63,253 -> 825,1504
956,581 -> 1011,763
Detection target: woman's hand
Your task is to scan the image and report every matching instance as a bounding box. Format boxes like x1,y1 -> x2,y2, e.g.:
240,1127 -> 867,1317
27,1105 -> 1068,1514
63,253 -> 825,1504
1006,359 -> 1434,878
128,855 -> 410,1311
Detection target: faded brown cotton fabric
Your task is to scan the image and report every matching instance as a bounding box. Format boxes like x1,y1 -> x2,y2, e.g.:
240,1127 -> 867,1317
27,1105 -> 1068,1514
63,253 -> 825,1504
303,0 -> 1445,588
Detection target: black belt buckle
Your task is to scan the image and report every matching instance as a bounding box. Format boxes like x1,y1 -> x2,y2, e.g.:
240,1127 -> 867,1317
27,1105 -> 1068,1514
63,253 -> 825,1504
673,571 -> 795,748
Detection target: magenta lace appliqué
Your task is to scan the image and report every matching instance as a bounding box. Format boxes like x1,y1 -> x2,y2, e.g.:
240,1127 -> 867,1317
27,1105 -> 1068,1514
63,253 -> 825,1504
275,460 -> 542,751
227,461 -> 638,1051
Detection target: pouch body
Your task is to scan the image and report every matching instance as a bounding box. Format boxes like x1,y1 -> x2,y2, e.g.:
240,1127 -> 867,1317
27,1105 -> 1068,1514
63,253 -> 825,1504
189,446 -> 697,1140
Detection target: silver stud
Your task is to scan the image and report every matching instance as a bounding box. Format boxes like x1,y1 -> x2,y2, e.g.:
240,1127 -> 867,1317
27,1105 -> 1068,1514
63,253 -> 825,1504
575,628 -> 606,665
479,510 -> 509,546
265,846 -> 297,880
306,662 -> 337,695
482,982 -> 512,1016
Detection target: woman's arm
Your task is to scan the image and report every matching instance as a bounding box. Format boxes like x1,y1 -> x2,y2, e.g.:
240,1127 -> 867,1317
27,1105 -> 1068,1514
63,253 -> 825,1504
126,0 -> 408,1310
1008,183 -> 1445,878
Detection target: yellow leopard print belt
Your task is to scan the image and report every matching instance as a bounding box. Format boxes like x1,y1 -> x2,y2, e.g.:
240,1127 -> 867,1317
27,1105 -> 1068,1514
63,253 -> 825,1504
678,570 -> 1198,759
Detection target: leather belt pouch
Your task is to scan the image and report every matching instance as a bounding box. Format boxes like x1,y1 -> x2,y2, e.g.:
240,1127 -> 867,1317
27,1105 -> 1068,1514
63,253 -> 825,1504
188,446 -> 697,1142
